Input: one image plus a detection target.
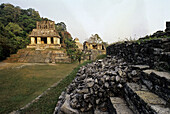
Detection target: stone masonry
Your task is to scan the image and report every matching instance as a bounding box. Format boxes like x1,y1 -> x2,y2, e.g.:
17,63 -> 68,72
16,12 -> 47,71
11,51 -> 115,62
4,49 -> 71,63
54,37 -> 170,114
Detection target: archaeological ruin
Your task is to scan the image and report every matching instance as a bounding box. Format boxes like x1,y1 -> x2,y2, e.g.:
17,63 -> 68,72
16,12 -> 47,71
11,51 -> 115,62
4,21 -> 71,63
83,41 -> 105,51
74,38 -> 83,50
54,22 -> 170,114
27,21 -> 61,50
83,36 -> 106,60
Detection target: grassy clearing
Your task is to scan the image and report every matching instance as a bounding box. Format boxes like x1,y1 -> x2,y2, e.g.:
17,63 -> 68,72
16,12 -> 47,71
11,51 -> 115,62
20,60 -> 92,114
0,63 -> 78,114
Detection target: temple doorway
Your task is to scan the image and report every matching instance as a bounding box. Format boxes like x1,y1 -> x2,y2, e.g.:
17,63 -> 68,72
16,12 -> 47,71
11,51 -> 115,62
92,44 -> 97,49
102,45 -> 105,50
35,37 -> 37,44
51,37 -> 54,44
41,37 -> 47,44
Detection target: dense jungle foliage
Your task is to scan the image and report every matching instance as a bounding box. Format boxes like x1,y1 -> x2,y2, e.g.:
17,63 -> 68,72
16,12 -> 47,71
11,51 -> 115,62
0,3 -> 78,61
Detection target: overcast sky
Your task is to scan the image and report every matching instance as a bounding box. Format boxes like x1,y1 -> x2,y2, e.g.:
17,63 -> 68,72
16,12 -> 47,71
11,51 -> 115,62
1,0 -> 170,43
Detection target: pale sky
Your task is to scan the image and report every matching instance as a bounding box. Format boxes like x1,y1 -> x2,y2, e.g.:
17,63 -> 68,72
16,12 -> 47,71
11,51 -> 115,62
1,0 -> 170,43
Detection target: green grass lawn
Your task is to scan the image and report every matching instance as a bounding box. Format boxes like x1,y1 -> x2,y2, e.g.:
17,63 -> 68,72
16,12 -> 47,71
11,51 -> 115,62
0,63 -> 78,114
20,60 -> 92,114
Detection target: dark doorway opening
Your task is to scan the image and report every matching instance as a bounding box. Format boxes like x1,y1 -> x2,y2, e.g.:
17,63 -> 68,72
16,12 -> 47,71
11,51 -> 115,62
51,37 -> 54,44
92,44 -> 97,49
35,37 -> 37,44
41,38 -> 47,44
102,45 -> 105,50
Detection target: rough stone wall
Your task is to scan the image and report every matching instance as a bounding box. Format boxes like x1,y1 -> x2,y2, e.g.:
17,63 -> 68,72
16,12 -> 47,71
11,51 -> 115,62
54,38 -> 170,114
83,50 -> 106,60
107,38 -> 170,71
165,22 -> 170,35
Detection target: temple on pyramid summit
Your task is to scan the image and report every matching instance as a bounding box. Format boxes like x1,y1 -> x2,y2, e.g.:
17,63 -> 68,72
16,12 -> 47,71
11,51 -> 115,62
27,21 -> 61,50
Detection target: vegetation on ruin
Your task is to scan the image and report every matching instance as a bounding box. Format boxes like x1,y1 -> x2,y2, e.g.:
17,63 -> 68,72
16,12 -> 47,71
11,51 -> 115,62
19,60 -> 92,114
109,31 -> 170,46
0,3 -> 78,62
136,35 -> 170,44
56,23 -> 79,62
96,54 -> 107,60
0,63 -> 79,113
88,34 -> 108,47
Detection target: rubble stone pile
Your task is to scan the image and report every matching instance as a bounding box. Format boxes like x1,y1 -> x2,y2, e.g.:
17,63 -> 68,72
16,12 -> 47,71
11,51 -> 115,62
54,37 -> 170,114
54,56 -> 140,114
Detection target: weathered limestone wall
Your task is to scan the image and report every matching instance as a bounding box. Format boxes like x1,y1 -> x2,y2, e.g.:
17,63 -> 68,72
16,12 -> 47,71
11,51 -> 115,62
107,38 -> 170,71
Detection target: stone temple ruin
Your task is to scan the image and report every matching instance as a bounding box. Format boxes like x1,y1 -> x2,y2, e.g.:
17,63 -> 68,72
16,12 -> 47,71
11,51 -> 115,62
83,36 -> 106,60
4,21 -> 71,63
54,22 -> 170,114
74,38 -> 83,50
83,41 -> 105,51
27,21 -> 61,50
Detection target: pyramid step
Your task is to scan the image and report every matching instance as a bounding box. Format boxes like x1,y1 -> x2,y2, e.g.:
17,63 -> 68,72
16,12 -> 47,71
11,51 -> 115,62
52,53 -> 66,57
55,58 -> 71,63
53,50 -> 65,54
141,69 -> 170,103
3,49 -> 70,63
10,54 -> 19,58
110,97 -> 133,114
55,56 -> 69,59
124,83 -> 170,114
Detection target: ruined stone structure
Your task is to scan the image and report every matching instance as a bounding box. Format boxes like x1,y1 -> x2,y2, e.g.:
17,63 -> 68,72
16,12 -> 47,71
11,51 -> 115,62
4,21 -> 71,63
165,21 -> 170,35
54,37 -> 170,114
27,21 -> 61,50
83,38 -> 106,60
74,38 -> 83,50
4,49 -> 71,63
83,41 -> 105,50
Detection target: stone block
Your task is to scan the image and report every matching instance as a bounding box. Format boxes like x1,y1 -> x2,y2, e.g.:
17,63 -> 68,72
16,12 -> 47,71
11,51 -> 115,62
110,97 -> 133,114
124,83 -> 170,114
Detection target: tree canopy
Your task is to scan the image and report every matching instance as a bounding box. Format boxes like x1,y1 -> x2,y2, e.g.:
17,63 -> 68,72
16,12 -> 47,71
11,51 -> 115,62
87,34 -> 103,44
0,3 -> 78,62
0,3 -> 43,60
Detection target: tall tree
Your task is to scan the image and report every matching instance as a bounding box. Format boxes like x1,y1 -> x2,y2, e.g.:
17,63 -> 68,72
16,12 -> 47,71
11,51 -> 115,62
88,34 -> 103,44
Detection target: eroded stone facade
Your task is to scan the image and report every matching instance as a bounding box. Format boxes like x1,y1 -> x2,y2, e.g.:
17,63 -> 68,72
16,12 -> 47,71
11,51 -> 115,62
27,21 -> 61,50
83,41 -> 105,50
74,38 -> 83,50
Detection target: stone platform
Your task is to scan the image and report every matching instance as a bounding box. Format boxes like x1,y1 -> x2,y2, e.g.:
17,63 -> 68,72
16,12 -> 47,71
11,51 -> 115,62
3,49 -> 71,63
27,44 -> 61,50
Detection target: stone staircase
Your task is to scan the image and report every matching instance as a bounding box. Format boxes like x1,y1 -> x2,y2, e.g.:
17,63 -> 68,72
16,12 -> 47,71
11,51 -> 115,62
3,49 -> 71,63
110,97 -> 133,114
105,38 -> 170,113
53,38 -> 170,114
54,59 -> 170,114
109,65 -> 170,114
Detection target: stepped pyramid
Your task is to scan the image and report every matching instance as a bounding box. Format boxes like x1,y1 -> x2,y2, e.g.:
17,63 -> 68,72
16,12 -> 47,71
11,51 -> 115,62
4,49 -> 71,63
4,21 -> 71,63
